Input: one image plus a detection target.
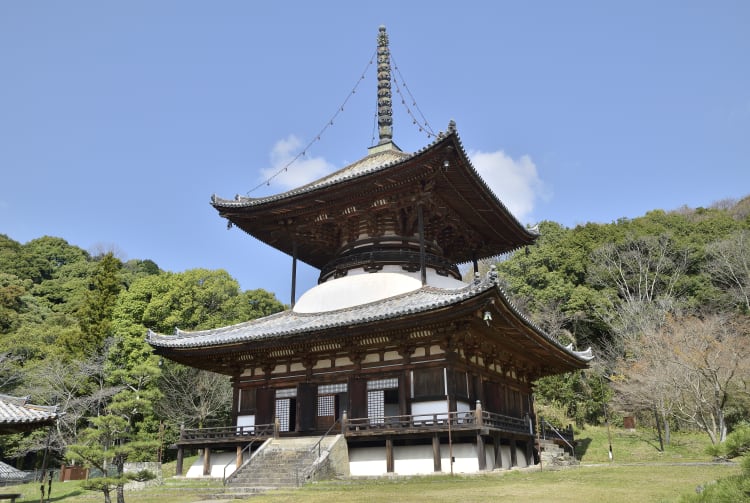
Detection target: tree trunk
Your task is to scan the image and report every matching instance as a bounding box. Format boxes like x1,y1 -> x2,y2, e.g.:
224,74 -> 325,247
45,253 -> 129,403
116,457 -> 125,503
102,486 -> 112,503
653,406 -> 664,452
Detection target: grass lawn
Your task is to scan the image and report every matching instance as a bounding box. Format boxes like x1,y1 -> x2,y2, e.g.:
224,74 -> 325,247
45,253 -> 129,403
2,427 -> 742,502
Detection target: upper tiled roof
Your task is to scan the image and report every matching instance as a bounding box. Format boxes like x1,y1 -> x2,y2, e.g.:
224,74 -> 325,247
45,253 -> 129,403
212,143 -> 411,208
0,394 -> 58,430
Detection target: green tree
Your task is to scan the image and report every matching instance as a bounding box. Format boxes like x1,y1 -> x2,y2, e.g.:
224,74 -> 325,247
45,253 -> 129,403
71,253 -> 124,357
66,414 -> 155,503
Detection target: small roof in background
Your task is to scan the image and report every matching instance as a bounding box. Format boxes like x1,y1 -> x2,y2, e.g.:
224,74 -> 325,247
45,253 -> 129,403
0,460 -> 32,484
0,394 -> 58,434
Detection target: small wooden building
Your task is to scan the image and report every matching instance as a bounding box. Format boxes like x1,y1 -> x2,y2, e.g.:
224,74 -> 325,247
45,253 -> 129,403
148,26 -> 591,477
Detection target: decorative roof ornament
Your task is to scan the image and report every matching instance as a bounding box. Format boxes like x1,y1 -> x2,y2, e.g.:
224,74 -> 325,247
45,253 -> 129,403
487,264 -> 499,285
376,25 -> 393,145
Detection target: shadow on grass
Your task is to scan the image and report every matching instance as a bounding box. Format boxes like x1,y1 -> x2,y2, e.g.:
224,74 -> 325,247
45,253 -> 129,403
48,489 -> 86,502
575,437 -> 593,459
638,432 -> 665,453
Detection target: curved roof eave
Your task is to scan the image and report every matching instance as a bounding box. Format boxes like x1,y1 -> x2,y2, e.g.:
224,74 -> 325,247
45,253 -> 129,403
211,124 -> 533,243
147,273 -> 591,366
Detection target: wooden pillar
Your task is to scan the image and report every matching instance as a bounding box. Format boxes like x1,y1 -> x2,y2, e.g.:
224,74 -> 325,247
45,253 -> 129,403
525,439 -> 534,467
203,447 -> 211,476
493,436 -> 504,470
418,204 -> 426,285
236,445 -> 243,469
476,433 -> 486,471
386,437 -> 394,473
291,241 -> 298,308
432,434 -> 442,472
175,446 -> 184,476
510,440 -> 518,468
398,372 -> 409,416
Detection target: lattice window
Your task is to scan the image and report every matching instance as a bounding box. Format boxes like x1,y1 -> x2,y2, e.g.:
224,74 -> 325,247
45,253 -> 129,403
275,388 -> 297,398
368,390 -> 384,425
275,399 -> 290,432
319,383 -> 348,394
317,395 -> 335,417
367,378 -> 398,390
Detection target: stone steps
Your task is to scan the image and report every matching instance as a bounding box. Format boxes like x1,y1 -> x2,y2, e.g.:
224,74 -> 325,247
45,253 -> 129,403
221,436 -> 327,496
538,439 -> 577,467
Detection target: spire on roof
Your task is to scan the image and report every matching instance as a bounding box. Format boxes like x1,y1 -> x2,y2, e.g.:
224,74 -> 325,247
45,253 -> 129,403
377,25 -> 393,145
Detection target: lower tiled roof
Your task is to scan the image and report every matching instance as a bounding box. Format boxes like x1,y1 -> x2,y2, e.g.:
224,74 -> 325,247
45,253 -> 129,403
147,273 -> 593,364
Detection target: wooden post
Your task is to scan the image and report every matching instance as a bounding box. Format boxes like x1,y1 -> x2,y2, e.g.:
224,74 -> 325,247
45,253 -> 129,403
203,447 -> 211,476
535,412 -> 543,471
510,440 -> 518,468
525,439 -> 534,467
236,445 -> 242,469
475,400 -> 483,427
418,204 -> 426,285
385,437 -> 394,473
176,447 -> 184,476
432,434 -> 442,472
291,241 -> 298,308
175,424 -> 185,476
341,410 -> 348,434
476,432 -> 486,471
493,435 -> 504,470
274,418 -> 280,439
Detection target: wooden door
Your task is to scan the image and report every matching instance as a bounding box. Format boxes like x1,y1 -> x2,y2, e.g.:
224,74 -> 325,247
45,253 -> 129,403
255,388 -> 275,426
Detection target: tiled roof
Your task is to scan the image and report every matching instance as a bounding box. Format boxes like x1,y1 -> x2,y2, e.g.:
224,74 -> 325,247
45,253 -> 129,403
147,275 -> 593,363
0,460 -> 32,482
212,145 -> 411,208
149,278 -> 489,348
0,394 -> 58,427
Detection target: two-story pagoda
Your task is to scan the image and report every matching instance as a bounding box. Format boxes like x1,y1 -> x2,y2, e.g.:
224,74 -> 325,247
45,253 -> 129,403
148,26 -> 591,478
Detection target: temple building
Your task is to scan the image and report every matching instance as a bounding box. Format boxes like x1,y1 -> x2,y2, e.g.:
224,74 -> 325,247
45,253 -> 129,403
148,26 -> 591,480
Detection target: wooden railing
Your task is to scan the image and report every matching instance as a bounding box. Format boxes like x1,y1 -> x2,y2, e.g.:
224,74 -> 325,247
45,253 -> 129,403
343,410 -> 531,436
180,423 -> 276,443
179,410 -> 548,446
540,418 -> 575,447
481,411 -> 532,435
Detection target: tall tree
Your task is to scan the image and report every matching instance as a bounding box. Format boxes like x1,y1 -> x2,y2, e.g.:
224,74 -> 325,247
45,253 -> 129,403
155,362 -> 231,430
71,253 -> 123,357
706,230 -> 750,312
615,314 -> 750,444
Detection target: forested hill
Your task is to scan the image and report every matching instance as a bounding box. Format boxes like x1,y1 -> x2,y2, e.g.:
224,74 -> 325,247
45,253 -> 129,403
0,195 -> 747,467
494,195 -> 749,444
0,234 -> 286,465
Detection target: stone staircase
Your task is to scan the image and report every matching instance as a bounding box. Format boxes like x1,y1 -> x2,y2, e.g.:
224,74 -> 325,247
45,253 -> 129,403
538,439 -> 578,467
221,436 -> 340,498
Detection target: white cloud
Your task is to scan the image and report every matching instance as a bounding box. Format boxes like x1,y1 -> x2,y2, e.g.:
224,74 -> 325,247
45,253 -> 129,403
469,149 -> 549,224
260,135 -> 335,190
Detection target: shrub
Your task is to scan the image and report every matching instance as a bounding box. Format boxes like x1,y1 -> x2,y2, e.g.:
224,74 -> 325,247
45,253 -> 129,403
725,423 -> 750,458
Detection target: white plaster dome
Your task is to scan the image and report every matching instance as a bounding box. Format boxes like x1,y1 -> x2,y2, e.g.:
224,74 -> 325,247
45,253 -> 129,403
293,266 -> 468,314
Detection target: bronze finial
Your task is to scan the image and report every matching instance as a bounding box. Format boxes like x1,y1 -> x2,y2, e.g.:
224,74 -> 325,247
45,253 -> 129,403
377,25 -> 393,144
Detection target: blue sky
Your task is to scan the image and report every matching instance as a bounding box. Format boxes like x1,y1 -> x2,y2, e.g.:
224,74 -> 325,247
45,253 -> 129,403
1,1 -> 748,304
